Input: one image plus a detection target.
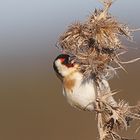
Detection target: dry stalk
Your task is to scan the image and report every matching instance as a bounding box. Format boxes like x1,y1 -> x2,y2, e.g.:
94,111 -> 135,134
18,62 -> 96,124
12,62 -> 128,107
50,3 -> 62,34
95,91 -> 140,140
58,0 -> 140,81
57,0 -> 140,139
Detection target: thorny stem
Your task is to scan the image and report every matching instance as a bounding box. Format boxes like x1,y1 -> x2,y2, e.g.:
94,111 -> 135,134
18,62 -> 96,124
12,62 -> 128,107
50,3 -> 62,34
58,0 -> 140,139
96,99 -> 106,140
97,113 -> 104,140
97,0 -> 112,21
119,58 -> 140,64
94,92 -> 140,140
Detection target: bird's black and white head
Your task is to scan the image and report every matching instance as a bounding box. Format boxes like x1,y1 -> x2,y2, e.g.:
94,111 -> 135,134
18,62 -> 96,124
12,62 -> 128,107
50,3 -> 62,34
53,54 -> 77,78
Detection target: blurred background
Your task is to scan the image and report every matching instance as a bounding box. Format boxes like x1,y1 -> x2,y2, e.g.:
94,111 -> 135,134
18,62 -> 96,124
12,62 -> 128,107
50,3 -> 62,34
0,0 -> 140,140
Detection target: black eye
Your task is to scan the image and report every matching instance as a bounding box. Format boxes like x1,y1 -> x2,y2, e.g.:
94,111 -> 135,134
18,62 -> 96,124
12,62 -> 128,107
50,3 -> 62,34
65,57 -> 70,64
68,56 -> 71,62
61,56 -> 70,65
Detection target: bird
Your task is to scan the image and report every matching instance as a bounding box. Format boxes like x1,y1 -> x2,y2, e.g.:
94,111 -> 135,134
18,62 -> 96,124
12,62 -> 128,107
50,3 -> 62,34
53,54 -> 134,131
53,54 -> 117,111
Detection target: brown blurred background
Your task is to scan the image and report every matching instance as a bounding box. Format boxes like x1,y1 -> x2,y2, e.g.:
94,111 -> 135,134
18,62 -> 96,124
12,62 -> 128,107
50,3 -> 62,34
0,0 -> 140,140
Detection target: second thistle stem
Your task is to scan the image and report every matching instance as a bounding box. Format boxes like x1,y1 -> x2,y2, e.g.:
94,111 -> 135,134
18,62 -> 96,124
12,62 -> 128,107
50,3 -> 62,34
96,99 -> 105,140
97,113 -> 104,140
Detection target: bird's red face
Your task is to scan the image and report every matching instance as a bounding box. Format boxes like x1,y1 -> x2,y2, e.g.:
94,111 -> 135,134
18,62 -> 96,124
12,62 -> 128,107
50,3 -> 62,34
58,55 -> 75,68
53,54 -> 77,78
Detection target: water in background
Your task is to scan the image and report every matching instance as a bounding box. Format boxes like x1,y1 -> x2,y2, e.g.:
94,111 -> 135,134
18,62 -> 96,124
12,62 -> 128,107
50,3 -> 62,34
0,0 -> 140,140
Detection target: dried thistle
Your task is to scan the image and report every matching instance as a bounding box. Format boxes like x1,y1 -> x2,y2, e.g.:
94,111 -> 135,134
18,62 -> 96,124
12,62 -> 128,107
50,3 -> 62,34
95,90 -> 140,140
56,0 -> 140,139
58,0 -> 134,81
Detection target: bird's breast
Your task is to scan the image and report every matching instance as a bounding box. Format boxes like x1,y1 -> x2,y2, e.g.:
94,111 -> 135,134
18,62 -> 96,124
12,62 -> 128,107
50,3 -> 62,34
63,76 -> 97,111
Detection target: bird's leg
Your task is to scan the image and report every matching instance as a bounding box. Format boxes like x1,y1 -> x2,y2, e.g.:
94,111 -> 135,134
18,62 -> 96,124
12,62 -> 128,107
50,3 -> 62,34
94,98 -> 104,113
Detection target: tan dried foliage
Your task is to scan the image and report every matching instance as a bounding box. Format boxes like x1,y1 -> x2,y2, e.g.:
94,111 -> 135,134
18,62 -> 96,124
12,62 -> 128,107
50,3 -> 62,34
58,0 -> 132,80
96,91 -> 140,140
57,0 -> 140,139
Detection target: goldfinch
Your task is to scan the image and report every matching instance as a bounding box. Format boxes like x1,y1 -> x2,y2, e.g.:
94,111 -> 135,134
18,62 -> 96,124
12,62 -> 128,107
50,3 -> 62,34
53,54 -> 117,111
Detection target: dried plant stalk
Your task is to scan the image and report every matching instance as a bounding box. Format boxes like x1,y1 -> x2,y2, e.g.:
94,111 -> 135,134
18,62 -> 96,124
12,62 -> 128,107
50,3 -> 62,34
95,90 -> 140,140
58,0 -> 133,81
57,0 -> 140,139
